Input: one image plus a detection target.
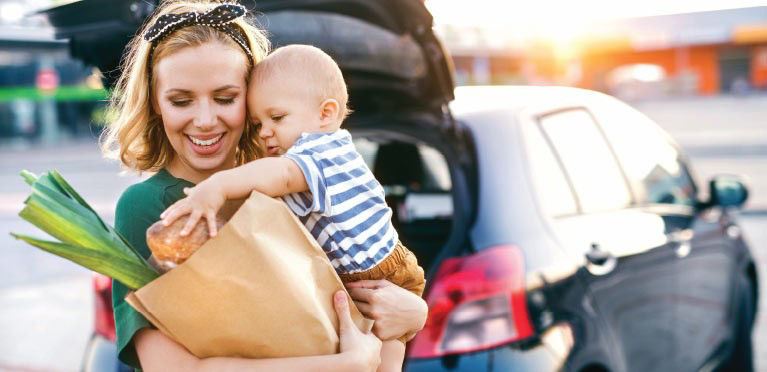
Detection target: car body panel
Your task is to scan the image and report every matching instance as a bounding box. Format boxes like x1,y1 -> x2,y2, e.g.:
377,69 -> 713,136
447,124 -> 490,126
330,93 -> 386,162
82,334 -> 131,372
406,343 -> 563,372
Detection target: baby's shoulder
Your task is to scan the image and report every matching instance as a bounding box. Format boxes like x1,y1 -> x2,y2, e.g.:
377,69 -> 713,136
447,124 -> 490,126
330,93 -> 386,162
291,130 -> 352,153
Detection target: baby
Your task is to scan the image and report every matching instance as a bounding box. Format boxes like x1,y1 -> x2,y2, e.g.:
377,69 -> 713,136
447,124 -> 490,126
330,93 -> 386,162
161,44 -> 425,371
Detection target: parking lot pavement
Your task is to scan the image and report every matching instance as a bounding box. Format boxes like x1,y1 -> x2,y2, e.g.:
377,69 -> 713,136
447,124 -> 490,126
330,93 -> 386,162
1,140 -> 141,372
0,274 -> 91,372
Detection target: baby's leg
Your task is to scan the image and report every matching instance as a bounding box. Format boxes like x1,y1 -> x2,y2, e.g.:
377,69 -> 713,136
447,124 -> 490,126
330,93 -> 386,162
377,339 -> 405,372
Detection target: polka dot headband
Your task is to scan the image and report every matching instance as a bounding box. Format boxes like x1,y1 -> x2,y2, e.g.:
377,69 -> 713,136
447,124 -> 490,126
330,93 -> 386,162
143,3 -> 253,60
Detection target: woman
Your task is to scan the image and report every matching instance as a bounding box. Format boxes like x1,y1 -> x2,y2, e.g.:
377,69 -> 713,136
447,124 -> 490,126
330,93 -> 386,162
102,1 -> 427,370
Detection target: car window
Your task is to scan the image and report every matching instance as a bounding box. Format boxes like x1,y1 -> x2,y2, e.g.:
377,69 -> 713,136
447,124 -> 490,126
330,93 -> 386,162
591,99 -> 696,207
539,109 -> 632,213
522,118 -> 579,217
353,137 -> 452,193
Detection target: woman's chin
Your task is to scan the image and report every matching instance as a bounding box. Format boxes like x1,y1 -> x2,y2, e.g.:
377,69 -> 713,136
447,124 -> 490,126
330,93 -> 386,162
181,147 -> 235,174
190,158 -> 227,172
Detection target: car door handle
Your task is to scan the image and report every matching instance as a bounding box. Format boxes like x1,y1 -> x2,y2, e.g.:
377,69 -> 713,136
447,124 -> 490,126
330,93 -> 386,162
669,229 -> 693,244
585,243 -> 612,265
585,243 -> 616,275
669,229 -> 693,258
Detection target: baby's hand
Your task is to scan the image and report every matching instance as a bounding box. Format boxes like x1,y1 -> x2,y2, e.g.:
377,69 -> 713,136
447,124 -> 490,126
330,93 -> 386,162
160,178 -> 227,237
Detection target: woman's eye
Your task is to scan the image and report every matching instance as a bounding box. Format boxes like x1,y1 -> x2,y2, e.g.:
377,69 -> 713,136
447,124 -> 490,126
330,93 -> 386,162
215,97 -> 235,105
170,100 -> 191,107
272,115 -> 284,122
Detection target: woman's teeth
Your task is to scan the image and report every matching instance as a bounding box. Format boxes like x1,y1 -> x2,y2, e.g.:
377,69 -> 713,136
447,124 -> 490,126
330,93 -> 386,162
188,134 -> 223,146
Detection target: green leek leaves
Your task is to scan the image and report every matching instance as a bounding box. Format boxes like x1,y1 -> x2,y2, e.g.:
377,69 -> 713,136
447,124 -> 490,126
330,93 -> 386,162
11,170 -> 158,289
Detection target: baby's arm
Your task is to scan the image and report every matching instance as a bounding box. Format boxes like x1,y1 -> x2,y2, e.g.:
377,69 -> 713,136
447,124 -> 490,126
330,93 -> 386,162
160,157 -> 308,236
214,157 -> 309,200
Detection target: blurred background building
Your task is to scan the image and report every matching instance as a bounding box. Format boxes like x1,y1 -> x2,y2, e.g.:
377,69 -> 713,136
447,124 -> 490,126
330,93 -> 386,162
0,0 -> 106,145
437,6 -> 767,100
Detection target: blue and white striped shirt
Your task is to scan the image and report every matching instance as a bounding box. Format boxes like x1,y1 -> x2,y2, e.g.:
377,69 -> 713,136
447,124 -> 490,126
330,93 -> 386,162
282,130 -> 398,274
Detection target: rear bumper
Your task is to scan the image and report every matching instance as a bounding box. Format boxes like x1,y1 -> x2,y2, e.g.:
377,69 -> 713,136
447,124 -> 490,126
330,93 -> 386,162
81,334 -> 131,372
405,341 -> 565,372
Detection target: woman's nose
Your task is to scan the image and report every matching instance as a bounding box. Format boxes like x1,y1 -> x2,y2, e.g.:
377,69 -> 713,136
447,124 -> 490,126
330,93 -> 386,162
193,100 -> 217,129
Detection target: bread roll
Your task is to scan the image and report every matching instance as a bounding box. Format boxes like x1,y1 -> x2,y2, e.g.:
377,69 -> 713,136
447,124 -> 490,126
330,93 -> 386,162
146,215 -> 225,270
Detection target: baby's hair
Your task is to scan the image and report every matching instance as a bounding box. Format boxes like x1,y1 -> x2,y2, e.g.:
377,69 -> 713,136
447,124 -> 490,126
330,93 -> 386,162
252,44 -> 350,123
101,0 -> 270,172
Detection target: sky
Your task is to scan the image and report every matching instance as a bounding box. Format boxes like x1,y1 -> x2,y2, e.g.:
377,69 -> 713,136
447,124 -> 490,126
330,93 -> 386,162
425,0 -> 767,28
424,0 -> 767,46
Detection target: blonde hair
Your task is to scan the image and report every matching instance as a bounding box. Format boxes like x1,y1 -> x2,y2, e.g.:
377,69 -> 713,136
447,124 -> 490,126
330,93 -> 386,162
101,0 -> 270,172
251,44 -> 350,123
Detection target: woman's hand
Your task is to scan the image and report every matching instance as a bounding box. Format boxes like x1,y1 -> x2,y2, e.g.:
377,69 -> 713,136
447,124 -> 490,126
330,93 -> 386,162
346,280 -> 428,341
334,290 -> 382,371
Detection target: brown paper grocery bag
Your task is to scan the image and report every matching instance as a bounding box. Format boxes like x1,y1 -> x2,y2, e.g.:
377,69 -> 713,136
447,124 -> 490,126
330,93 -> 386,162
125,191 -> 373,359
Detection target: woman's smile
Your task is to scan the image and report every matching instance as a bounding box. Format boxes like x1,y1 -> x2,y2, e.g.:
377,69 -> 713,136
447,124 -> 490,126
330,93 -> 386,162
186,132 -> 226,155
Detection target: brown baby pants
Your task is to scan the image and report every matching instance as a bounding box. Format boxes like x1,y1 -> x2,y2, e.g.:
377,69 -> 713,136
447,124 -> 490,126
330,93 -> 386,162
338,241 -> 425,343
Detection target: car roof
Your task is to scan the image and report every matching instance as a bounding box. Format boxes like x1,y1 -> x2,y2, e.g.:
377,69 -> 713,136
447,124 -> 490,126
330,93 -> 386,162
449,85 -> 609,118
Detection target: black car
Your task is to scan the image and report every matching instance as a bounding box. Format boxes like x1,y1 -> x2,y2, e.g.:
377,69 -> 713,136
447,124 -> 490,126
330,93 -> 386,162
43,1 -> 758,371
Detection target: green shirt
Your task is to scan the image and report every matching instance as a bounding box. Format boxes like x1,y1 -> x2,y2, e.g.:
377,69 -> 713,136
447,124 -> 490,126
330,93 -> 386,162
112,168 -> 194,369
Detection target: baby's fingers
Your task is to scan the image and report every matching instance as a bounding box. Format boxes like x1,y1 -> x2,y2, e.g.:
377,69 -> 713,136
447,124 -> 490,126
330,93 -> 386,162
160,204 -> 171,220
180,210 -> 202,236
161,203 -> 187,226
205,211 -> 218,238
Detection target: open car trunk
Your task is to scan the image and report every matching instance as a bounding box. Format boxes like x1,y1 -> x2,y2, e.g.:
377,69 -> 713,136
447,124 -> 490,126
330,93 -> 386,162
41,0 -> 455,113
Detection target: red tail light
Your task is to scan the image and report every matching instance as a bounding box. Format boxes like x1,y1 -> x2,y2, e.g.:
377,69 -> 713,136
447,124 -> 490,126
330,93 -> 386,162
92,273 -> 116,341
408,245 -> 533,358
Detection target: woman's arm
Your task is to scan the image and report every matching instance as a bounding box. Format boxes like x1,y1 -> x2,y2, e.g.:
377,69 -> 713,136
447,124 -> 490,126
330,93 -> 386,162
346,280 -> 428,341
135,291 -> 381,372
135,330 -> 357,372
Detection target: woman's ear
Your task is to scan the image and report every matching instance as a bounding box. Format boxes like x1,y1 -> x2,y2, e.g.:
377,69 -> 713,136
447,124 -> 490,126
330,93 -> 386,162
318,99 -> 340,129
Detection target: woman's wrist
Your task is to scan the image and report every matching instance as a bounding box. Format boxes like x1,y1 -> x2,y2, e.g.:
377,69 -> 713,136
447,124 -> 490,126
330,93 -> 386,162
337,350 -> 366,372
413,296 -> 428,332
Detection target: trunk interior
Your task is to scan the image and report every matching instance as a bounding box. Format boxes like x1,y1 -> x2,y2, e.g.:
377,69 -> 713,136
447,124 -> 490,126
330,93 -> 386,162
348,121 -> 473,277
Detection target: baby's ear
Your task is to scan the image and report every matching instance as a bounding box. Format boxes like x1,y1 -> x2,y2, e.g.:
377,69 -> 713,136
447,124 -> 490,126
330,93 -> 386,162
319,98 -> 340,127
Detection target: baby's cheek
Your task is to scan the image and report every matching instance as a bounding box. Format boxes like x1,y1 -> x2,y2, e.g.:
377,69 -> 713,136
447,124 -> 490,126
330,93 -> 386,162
229,101 -> 247,129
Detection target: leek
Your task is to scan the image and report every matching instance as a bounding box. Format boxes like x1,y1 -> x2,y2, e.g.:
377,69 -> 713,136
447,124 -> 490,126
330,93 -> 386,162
11,170 -> 158,289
